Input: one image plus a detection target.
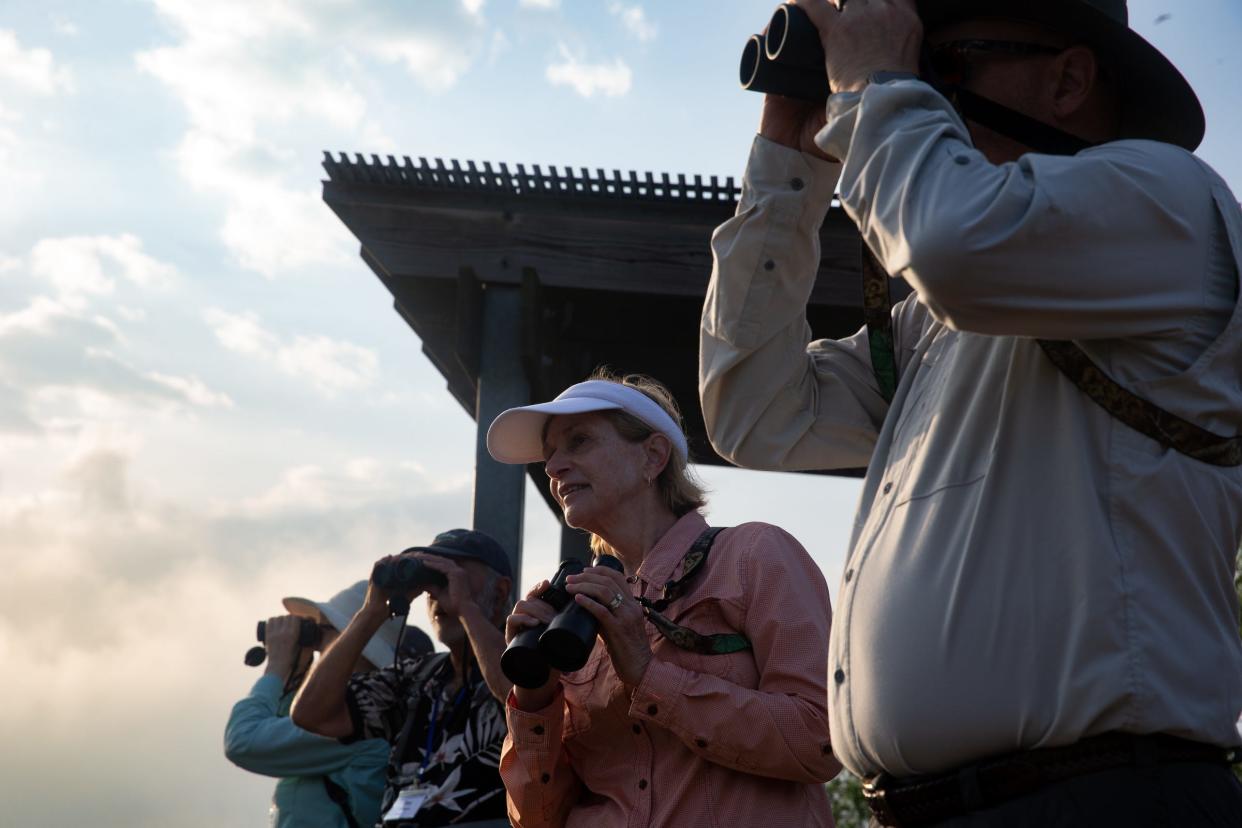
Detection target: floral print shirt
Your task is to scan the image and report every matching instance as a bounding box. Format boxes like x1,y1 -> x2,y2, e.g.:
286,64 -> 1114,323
346,652 -> 507,826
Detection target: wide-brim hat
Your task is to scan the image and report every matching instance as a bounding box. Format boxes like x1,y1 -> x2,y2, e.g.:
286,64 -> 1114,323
283,580 -> 403,670
918,0 -> 1204,150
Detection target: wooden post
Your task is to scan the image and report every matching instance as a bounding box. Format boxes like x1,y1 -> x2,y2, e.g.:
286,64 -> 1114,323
473,285 -> 529,592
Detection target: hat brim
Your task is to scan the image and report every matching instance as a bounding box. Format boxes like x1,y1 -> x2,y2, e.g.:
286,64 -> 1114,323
919,0 -> 1204,150
406,544 -> 512,578
486,396 -> 625,465
282,593 -> 399,670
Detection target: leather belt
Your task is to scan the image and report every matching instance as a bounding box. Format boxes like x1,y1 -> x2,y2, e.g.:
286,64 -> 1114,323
862,732 -> 1239,827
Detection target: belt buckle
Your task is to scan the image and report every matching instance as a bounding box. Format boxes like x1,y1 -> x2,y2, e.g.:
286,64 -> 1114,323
862,773 -> 902,827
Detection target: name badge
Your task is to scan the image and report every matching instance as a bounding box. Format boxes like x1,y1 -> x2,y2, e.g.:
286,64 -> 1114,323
382,784 -> 435,823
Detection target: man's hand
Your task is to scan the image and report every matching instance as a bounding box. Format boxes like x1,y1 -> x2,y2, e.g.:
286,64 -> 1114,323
417,554 -> 473,618
796,0 -> 922,94
262,615 -> 303,680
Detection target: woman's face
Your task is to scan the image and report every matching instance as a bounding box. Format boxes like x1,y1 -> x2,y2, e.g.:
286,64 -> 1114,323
542,412 -> 649,532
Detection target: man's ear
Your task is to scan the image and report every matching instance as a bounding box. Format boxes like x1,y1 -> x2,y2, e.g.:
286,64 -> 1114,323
494,576 -> 512,618
1049,45 -> 1100,120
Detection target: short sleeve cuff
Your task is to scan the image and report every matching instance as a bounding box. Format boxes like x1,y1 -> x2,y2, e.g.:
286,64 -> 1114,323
506,688 -> 565,749
628,658 -> 686,726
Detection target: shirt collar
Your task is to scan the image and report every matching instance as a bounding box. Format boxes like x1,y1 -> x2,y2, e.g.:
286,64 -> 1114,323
635,510 -> 709,589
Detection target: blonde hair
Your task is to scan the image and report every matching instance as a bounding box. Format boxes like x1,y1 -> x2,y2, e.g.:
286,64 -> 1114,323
583,368 -> 708,557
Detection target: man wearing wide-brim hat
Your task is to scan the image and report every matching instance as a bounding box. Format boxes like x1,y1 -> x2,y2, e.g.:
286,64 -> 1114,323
700,0 -> 1242,825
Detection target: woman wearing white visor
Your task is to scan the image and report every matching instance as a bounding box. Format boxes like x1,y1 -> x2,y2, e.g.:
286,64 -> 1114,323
486,370 -> 842,828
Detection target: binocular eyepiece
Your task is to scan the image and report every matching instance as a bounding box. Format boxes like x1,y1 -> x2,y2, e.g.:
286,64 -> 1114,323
740,3 -> 831,101
244,617 -> 323,667
500,555 -> 625,689
372,554 -> 449,617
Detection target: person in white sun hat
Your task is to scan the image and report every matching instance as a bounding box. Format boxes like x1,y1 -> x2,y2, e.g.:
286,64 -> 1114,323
225,580 -> 403,828
487,368 -> 842,828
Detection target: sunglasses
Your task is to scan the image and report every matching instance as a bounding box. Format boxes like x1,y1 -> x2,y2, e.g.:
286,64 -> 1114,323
926,39 -> 1066,86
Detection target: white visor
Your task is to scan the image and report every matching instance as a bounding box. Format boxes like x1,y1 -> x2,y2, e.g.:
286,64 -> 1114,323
486,379 -> 689,465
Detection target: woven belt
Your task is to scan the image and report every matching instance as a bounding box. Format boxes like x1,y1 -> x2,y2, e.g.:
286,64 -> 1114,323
862,733 -> 1240,827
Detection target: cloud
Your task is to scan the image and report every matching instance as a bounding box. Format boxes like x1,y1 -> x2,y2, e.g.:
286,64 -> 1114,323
520,0 -> 560,8
0,29 -> 75,95
29,234 -> 175,309
545,45 -> 632,97
51,15 -> 80,37
0,236 -> 230,434
136,0 -> 485,278
0,442 -> 479,826
609,3 -> 657,42
204,307 -> 379,395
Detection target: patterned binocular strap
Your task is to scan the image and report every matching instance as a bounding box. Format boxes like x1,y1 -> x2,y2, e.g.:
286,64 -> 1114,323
862,243 -> 899,404
862,247 -> 1242,467
636,527 -> 752,656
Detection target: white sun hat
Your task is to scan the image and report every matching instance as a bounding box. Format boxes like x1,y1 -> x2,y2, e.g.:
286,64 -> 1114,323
283,580 -> 404,669
486,379 -> 689,466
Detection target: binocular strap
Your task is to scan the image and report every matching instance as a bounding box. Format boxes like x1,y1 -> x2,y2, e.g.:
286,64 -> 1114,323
862,249 -> 1242,467
636,527 -> 752,656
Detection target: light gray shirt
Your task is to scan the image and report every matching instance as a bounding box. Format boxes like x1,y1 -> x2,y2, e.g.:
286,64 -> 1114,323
699,79 -> 1242,778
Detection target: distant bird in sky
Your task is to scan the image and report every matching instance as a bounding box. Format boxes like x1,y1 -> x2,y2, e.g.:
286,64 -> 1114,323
1155,13 -> 1172,24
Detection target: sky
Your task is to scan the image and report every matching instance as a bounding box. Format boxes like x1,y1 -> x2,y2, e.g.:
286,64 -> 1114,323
0,1 -> 1238,825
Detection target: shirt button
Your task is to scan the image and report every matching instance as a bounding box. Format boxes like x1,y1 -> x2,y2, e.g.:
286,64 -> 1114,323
632,724 -> 642,734
764,259 -> 775,271
883,482 -> 893,494
844,568 -> 853,583
790,177 -> 805,191
638,779 -> 648,790
695,738 -> 708,748
647,704 -> 658,716
532,725 -> 544,735
834,668 -> 845,684
540,772 -> 551,783
954,155 -> 970,165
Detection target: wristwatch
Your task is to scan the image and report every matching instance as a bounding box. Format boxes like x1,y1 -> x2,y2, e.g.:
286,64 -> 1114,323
868,71 -> 920,86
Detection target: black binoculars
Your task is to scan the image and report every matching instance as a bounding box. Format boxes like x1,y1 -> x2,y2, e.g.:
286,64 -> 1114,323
501,555 -> 624,689
372,553 -> 449,616
244,617 -> 322,666
740,3 -> 832,101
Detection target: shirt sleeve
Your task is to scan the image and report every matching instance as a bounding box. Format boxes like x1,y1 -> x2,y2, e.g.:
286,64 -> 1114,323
816,80 -> 1219,340
224,674 -> 372,777
700,134 -> 918,473
344,657 -> 413,744
628,524 -> 841,785
498,689 -> 583,828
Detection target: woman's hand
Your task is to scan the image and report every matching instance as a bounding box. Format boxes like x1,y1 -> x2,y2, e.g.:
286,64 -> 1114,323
506,581 -> 562,711
262,615 -> 304,680
567,566 -> 653,689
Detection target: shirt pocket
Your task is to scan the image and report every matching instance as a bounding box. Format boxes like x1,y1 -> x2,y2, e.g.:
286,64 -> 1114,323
653,596 -> 755,687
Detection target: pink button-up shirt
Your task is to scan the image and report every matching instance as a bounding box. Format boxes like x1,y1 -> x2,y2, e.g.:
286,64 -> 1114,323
500,511 -> 840,828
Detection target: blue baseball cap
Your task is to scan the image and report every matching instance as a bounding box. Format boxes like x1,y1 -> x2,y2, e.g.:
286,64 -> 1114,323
404,528 -> 512,579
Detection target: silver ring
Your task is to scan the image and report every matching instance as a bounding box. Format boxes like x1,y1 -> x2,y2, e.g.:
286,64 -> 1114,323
608,593 -> 624,610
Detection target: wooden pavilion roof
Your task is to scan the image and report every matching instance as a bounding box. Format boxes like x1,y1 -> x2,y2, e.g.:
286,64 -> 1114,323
322,151 -> 899,507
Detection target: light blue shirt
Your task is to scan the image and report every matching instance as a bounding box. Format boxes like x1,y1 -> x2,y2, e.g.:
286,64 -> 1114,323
225,674 -> 389,827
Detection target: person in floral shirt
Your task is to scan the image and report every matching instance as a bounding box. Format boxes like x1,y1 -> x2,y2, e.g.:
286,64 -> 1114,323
294,529 -> 513,826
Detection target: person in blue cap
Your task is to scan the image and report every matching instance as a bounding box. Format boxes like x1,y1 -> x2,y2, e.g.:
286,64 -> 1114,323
294,530 -> 514,827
